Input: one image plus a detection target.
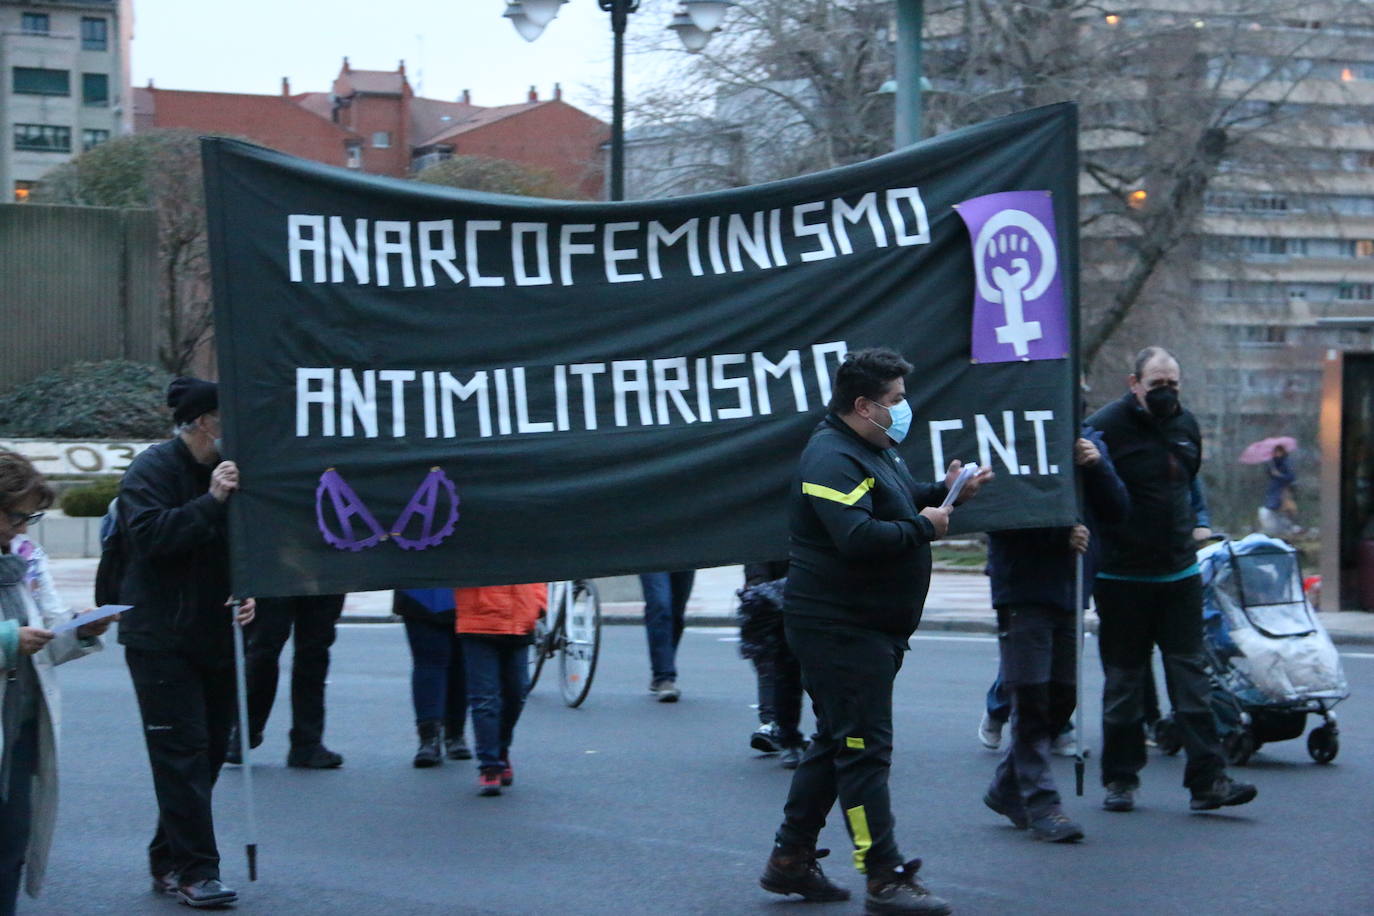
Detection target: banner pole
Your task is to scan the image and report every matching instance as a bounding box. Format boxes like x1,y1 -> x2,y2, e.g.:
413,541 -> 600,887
1074,552 -> 1085,797
230,600 -> 259,880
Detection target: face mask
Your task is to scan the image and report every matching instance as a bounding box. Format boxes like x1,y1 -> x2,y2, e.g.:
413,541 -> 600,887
1144,386 -> 1179,420
867,398 -> 913,444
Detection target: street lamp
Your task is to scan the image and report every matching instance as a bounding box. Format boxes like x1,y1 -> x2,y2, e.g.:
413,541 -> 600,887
501,1 -> 735,201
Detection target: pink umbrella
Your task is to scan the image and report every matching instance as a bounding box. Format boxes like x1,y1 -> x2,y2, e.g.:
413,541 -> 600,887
1239,436 -> 1297,465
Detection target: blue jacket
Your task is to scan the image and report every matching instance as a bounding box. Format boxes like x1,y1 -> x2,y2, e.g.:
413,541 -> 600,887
986,426 -> 1129,612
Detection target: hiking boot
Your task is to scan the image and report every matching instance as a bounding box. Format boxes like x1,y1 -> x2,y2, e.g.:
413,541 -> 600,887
865,859 -> 952,915
175,877 -> 238,909
1190,776 -> 1257,811
287,744 -> 344,769
1103,782 -> 1136,812
751,721 -> 783,753
982,791 -> 1029,829
649,678 -> 681,702
478,768 -> 503,796
1029,809 -> 1085,843
413,721 -> 443,768
444,721 -> 472,761
780,744 -> 805,769
978,712 -> 1004,750
759,845 -> 851,902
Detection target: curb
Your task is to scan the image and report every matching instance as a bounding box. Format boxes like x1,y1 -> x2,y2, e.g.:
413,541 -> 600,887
336,614 -> 1374,646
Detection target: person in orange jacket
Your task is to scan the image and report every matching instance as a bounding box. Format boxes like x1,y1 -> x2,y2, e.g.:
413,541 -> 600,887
454,583 -> 545,796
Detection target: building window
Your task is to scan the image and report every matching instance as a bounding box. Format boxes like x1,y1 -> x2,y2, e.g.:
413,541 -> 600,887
82,129 -> 109,151
1357,239 -> 1374,258
1239,325 -> 1288,347
81,17 -> 109,51
1339,283 -> 1374,301
13,181 -> 35,202
21,13 -> 50,35
14,123 -> 72,153
82,73 -> 108,107
12,67 -> 70,97
372,131 -> 391,149
345,143 -> 362,168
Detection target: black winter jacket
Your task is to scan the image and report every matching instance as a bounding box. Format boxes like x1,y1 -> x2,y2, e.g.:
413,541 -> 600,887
1086,392 -> 1203,578
115,437 -> 234,657
784,414 -> 946,637
986,425 -> 1130,612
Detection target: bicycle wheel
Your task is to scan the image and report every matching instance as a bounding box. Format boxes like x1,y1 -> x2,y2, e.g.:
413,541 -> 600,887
526,583 -> 561,696
558,579 -> 602,708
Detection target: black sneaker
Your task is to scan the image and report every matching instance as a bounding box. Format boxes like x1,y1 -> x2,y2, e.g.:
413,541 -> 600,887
223,725 -> 262,766
751,721 -> 783,753
175,877 -> 238,908
759,845 -> 851,902
1029,809 -> 1085,843
865,859 -> 952,915
287,745 -> 344,769
1103,782 -> 1136,812
982,791 -> 1029,829
1190,776 -> 1257,811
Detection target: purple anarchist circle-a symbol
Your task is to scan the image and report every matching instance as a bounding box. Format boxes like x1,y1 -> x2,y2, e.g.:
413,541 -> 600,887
955,191 -> 1069,364
315,467 -> 459,552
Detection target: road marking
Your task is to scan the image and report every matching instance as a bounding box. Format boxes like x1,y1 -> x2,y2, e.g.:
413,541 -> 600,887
1341,651 -> 1374,659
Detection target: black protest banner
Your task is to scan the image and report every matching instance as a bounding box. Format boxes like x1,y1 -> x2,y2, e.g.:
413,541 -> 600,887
204,103 -> 1080,598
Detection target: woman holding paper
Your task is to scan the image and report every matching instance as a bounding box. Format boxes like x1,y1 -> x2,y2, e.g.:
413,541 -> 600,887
0,450 -> 114,914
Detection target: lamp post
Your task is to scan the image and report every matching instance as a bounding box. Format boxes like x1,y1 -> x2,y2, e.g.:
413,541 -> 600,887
502,1 -> 734,201
894,0 -> 924,147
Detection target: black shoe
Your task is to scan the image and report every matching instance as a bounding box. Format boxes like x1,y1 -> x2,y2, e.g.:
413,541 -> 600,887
175,877 -> 238,908
1029,809 -> 1085,843
982,791 -> 1029,829
1103,782 -> 1136,812
1190,776 -> 1258,811
751,722 -> 783,753
414,721 -> 443,768
287,744 -> 344,769
444,722 -> 473,760
779,744 -> 804,769
759,845 -> 851,902
223,726 -> 262,766
151,872 -> 179,896
865,859 -> 952,915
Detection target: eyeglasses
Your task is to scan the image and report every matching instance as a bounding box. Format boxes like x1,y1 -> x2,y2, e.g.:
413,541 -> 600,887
4,510 -> 43,527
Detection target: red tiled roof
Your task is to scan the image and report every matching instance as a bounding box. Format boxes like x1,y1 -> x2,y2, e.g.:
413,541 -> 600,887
138,88 -> 359,161
410,96 -> 484,148
420,100 -> 550,146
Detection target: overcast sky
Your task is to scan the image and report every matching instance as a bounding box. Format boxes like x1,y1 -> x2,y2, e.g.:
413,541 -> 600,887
130,0 -> 685,117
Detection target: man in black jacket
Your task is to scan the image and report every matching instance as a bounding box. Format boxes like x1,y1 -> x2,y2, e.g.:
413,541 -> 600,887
759,348 -> 989,916
118,378 -> 255,909
1086,347 -> 1256,814
982,427 -> 1128,842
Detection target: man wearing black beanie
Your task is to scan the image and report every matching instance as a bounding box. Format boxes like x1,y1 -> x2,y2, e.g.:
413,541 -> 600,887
116,376 -> 256,908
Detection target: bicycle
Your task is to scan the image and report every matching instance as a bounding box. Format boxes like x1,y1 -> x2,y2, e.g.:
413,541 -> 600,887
526,579 -> 602,707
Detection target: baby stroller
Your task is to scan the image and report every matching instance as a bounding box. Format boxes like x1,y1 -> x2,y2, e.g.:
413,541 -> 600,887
1155,534 -> 1348,765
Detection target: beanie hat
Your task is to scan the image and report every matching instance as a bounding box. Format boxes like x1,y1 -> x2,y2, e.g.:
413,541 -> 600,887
167,377 -> 218,425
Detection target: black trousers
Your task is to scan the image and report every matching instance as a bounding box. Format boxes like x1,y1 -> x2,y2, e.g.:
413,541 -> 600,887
0,717 -> 38,915
753,650 -> 804,745
244,594 -> 345,749
988,604 -> 1076,818
776,622 -> 906,875
126,647 -> 236,883
1095,575 -> 1226,791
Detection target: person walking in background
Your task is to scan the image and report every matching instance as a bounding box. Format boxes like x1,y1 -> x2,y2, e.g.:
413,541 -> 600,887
456,584 -> 544,796
116,378 -> 256,909
393,588 -> 470,767
739,561 -> 807,768
981,431 -> 1128,843
1258,443 -> 1300,537
639,571 -> 694,702
227,593 -> 347,769
1087,347 -> 1256,815
0,451 -> 113,915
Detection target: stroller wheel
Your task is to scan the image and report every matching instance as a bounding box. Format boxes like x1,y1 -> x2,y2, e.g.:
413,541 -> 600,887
1225,729 -> 1256,766
1307,724 -> 1339,764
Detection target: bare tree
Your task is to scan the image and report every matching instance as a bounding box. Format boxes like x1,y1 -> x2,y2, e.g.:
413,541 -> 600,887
414,155 -> 587,199
35,129 -> 216,374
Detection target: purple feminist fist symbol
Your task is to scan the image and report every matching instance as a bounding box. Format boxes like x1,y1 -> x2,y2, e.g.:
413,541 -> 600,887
955,191 -> 1069,364
315,467 -> 460,552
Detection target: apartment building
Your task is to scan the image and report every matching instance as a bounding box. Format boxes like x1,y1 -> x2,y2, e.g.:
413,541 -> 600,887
0,0 -> 131,201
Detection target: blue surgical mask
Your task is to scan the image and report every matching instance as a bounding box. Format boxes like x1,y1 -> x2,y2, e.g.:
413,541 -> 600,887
868,399 -> 913,444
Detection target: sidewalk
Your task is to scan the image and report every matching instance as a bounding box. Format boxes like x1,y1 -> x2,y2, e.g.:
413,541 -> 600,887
45,558 -> 1374,646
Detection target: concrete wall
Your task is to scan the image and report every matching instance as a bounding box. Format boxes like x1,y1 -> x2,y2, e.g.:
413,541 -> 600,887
0,202 -> 158,388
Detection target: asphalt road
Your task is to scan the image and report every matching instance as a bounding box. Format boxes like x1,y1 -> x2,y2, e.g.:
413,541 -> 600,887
19,625 -> 1374,915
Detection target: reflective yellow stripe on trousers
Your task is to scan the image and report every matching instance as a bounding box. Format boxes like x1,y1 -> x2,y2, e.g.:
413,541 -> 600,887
844,805 -> 873,873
